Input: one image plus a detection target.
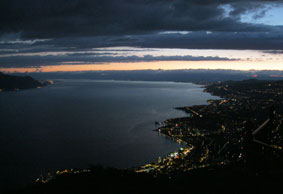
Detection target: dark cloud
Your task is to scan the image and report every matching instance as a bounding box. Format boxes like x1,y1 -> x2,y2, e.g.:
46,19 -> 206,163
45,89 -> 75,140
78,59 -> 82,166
1,0 -> 283,69
17,31 -> 283,50
0,0 -> 282,39
137,31 -> 283,50
263,50 -> 283,54
0,52 -> 237,68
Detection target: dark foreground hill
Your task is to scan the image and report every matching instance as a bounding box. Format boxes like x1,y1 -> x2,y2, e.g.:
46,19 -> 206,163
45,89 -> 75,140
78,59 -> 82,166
0,72 -> 50,91
7,164 -> 283,194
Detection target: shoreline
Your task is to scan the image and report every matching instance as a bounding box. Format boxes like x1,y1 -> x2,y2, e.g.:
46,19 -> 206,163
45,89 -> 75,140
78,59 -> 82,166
136,79 -> 283,175
7,79 -> 283,194
0,72 -> 53,92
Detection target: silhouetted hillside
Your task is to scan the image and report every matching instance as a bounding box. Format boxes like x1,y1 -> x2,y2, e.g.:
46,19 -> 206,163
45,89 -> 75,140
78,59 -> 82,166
19,69 -> 283,84
0,72 -> 49,91
7,164 -> 283,194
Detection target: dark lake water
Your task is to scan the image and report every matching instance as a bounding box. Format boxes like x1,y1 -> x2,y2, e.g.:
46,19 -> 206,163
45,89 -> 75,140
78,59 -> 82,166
0,79 -> 218,192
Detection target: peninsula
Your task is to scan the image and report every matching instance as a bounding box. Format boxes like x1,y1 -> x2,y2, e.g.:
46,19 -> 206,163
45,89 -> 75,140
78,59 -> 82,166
0,72 -> 52,92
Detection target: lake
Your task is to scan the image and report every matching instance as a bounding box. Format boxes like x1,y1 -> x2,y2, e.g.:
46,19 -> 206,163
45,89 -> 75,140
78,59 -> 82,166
0,79 -> 218,192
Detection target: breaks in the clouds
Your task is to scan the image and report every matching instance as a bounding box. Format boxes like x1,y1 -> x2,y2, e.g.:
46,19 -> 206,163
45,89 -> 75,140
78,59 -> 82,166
0,0 -> 283,38
0,47 -> 238,67
1,0 -> 283,70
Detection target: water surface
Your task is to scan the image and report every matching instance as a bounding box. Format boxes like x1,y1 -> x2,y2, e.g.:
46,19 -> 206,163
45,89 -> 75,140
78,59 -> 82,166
0,79 -> 218,191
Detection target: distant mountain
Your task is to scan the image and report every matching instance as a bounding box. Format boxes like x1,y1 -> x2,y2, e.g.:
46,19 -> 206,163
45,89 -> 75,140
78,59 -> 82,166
0,72 -> 51,92
20,69 -> 283,84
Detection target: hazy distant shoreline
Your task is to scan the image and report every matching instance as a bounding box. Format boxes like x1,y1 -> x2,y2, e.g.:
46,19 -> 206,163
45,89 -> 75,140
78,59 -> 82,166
9,69 -> 283,85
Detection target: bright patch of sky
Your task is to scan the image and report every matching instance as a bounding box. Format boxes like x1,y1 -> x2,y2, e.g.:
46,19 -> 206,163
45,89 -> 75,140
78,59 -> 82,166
220,3 -> 283,26
0,38 -> 51,45
1,47 -> 283,72
0,46 -> 269,60
1,46 -> 283,66
158,31 -> 192,35
241,5 -> 283,26
220,4 -> 233,18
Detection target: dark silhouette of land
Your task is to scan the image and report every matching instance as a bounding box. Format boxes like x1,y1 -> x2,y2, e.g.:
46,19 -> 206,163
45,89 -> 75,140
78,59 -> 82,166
6,164 -> 283,194
0,72 -> 51,92
16,69 -> 283,84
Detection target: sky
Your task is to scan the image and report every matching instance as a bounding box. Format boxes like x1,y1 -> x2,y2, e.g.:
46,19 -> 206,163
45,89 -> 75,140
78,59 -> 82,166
1,0 -> 283,72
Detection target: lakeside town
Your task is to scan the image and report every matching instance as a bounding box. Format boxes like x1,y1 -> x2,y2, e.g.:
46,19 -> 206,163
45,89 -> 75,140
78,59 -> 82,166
137,79 -> 283,175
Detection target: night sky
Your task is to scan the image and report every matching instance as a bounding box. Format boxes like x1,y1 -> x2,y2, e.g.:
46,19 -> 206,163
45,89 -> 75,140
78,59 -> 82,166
1,0 -> 283,72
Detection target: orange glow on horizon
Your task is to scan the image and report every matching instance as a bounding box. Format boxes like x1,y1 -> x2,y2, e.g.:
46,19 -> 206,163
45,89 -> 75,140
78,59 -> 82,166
1,60 -> 283,73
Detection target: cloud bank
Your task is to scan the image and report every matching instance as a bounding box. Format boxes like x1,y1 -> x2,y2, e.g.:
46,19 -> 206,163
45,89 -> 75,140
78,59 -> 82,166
1,0 -> 283,69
